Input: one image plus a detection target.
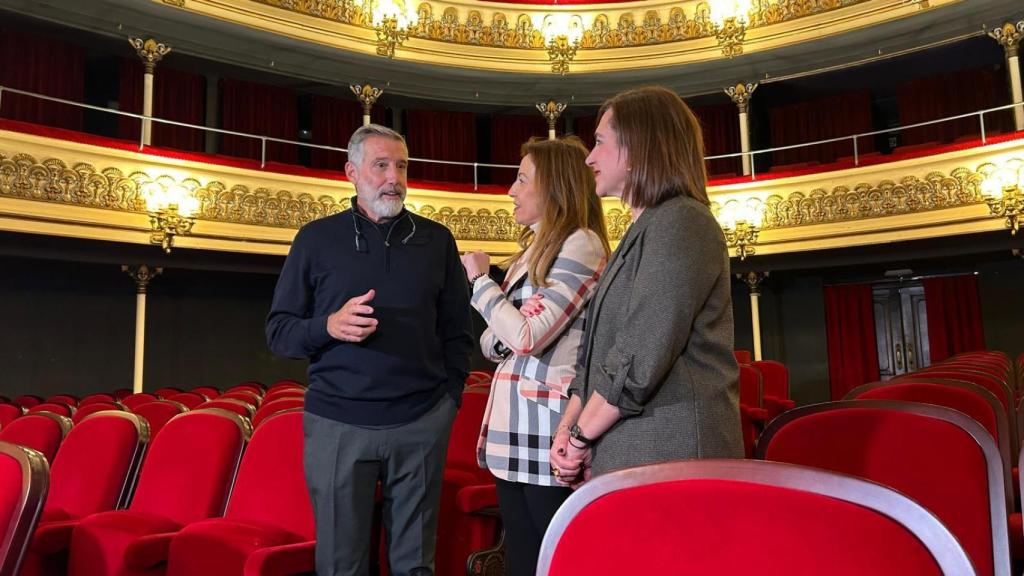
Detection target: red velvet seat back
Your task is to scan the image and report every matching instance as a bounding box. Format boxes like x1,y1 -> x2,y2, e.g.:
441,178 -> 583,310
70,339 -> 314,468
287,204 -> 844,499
189,387 -> 220,400
121,393 -> 158,411
12,396 -> 42,410
911,370 -> 1010,412
44,395 -> 78,408
71,403 -> 122,425
46,413 -> 147,519
224,410 -> 313,539
132,401 -> 187,438
130,410 -> 250,525
219,391 -> 261,407
78,394 -> 116,407
27,403 -> 73,418
446,390 -> 490,481
167,392 -> 206,410
758,401 -> 1007,576
752,360 -> 789,399
196,399 -> 253,420
0,441 -> 48,576
252,398 -> 304,429
539,460 -> 974,576
260,388 -> 305,405
0,413 -> 69,462
268,380 -> 303,392
0,404 -> 22,430
152,387 -> 183,399
738,365 -> 762,407
225,384 -> 263,397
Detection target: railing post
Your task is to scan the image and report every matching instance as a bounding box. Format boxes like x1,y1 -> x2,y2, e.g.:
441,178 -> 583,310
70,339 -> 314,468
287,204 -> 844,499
0,87 -> 4,111
979,112 -> 987,144
261,138 -> 267,168
473,163 -> 478,192
853,135 -> 859,166
749,151 -> 756,180
139,120 -> 146,151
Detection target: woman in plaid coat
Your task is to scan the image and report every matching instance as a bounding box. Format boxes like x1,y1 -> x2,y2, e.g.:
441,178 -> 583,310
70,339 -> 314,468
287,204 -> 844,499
460,136 -> 610,576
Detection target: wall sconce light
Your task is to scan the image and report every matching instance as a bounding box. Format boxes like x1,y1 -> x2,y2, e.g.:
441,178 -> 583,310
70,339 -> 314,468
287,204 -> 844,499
708,0 -> 752,58
541,14 -> 584,75
717,198 -> 764,260
366,0 -> 416,58
141,178 -> 200,253
980,159 -> 1024,235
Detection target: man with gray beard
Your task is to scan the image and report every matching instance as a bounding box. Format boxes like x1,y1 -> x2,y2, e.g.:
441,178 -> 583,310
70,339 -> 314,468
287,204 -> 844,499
266,124 -> 472,576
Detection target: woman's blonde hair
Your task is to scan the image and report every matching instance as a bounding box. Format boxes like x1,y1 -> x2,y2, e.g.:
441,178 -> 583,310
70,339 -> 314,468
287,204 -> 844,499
508,136 -> 611,288
598,86 -> 709,209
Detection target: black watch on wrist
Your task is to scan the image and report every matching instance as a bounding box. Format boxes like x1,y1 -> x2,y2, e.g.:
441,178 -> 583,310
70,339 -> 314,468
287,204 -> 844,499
569,424 -> 593,447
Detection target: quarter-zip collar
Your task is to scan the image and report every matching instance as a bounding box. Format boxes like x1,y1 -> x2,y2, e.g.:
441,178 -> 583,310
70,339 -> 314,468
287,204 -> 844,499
350,195 -> 416,272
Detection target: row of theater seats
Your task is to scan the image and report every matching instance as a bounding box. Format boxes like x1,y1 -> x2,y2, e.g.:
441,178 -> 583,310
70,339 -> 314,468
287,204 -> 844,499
539,350 -> 1021,575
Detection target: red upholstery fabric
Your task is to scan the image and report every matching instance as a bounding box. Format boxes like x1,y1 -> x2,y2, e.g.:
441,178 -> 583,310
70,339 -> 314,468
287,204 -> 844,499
911,370 -> 1011,413
268,380 -> 303,392
121,394 -> 158,411
0,443 -> 47,576
71,404 -> 122,425
67,410 -> 247,576
79,394 -> 116,407
166,393 -> 205,410
164,410 -> 312,576
243,541 -> 316,576
220,391 -> 262,406
13,395 -> 43,409
28,403 -> 73,417
761,405 -> 999,576
45,395 -> 78,408
196,399 -> 253,419
227,383 -> 264,395
738,365 -> 762,407
189,387 -> 220,400
733,350 -> 752,364
111,389 -> 133,401
252,398 -> 304,429
752,360 -> 790,401
0,414 -> 66,462
132,401 -> 187,438
545,479 -> 945,575
260,388 -> 305,405
0,404 -> 22,430
152,388 -> 183,400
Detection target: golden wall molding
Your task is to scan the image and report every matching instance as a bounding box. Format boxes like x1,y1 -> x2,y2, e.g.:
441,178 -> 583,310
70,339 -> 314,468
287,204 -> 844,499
164,0 -> 950,73
2,127 -> 1022,257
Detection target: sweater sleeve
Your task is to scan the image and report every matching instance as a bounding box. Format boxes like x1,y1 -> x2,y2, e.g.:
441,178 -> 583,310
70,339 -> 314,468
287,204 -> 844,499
266,227 -> 336,359
437,232 -> 474,403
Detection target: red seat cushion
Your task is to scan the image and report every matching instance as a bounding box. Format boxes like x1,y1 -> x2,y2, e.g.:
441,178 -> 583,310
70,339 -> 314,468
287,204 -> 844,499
68,510 -> 181,575
166,519 -> 304,576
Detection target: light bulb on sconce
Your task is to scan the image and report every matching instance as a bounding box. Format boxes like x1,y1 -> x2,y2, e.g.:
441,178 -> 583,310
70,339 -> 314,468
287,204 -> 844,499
979,159 -> 1024,236
716,198 -> 765,260
141,178 -> 199,254
541,14 -> 584,75
707,0 -> 753,58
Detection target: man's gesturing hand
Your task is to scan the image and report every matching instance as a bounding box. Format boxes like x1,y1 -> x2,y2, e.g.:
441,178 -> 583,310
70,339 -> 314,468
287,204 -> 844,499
327,289 -> 378,342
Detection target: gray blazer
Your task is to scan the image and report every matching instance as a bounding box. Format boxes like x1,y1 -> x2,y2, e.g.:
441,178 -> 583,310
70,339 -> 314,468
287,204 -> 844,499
569,195 -> 743,476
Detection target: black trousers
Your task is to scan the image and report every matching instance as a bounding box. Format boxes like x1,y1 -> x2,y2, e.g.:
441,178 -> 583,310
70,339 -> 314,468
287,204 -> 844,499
494,477 -> 572,576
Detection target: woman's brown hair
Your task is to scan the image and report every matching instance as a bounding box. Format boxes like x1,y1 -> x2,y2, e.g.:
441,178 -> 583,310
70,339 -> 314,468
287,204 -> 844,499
598,86 -> 709,209
508,136 -> 611,288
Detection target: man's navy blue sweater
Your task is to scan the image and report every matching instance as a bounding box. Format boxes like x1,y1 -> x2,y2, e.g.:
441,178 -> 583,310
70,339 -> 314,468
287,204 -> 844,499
266,206 -> 472,426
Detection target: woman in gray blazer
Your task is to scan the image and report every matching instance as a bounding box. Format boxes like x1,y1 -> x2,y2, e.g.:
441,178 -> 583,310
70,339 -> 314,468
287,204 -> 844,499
546,86 -> 744,484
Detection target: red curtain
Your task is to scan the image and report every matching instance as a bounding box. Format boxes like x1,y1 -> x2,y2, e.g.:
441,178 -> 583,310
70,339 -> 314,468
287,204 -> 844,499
922,275 -> 986,363
769,91 -> 874,167
897,67 -> 1013,146
573,115 -> 596,151
0,31 -> 84,130
692,103 -> 741,177
824,283 -> 880,400
309,94 -> 386,171
404,109 -> 476,183
220,78 -> 299,164
490,114 -> 550,185
117,59 -> 205,151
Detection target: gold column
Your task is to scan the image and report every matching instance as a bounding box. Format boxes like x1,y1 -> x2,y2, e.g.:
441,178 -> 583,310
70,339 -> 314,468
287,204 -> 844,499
122,265 -> 162,394
739,271 -> 768,361
989,21 -> 1024,131
725,82 -> 758,176
129,38 -> 171,147
536,100 -> 567,141
350,84 -> 384,127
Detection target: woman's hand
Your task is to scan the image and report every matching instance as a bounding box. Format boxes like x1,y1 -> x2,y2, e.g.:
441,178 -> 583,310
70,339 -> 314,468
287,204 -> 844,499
461,251 -> 491,282
551,425 -> 589,486
520,294 -> 545,317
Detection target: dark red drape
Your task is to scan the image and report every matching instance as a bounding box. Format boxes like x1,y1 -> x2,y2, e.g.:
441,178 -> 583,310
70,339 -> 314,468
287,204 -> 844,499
404,109 -> 476,183
572,115 -> 597,151
897,68 -> 1013,146
769,91 -> 874,167
0,31 -> 84,130
692,103 -> 741,177
220,78 -> 299,164
117,59 -> 205,151
309,94 -> 387,171
490,114 -> 550,185
824,283 -> 881,400
922,275 -> 986,363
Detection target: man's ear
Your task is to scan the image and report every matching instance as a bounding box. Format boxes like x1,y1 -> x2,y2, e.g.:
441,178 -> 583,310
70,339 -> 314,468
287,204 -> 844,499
344,162 -> 357,183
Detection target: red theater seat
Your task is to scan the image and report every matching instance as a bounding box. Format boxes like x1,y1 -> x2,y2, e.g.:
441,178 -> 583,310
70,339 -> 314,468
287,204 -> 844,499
45,395 -> 78,408
196,399 -> 255,420
260,388 -> 305,405
28,403 -> 75,418
537,459 -> 975,576
78,394 -> 116,407
152,387 -> 184,399
13,395 -> 43,410
68,409 -> 251,576
252,398 -> 304,429
167,392 -> 207,410
0,412 -> 72,463
757,401 -> 1009,576
219,390 -> 262,407
189,387 -> 220,400
132,401 -> 188,439
71,404 -> 124,426
751,360 -> 796,418
0,441 -> 49,576
20,412 -> 148,576
154,410 -> 313,576
121,394 -> 159,411
0,403 -> 24,430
